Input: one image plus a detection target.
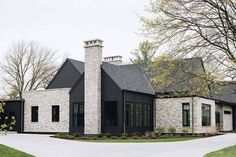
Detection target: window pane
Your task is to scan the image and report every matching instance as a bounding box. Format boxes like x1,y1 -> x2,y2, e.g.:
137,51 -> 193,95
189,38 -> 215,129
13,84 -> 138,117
182,103 -> 190,127
104,101 -> 118,127
202,104 -> 211,126
52,106 -> 59,122
31,106 -> 38,122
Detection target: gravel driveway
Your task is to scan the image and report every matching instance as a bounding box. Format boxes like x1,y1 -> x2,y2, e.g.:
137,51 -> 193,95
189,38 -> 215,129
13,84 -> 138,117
1,133 -> 236,157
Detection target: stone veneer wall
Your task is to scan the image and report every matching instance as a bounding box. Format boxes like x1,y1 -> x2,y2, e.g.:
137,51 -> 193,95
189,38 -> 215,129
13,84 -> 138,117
156,97 -> 216,133
23,88 -> 70,133
84,40 -> 103,135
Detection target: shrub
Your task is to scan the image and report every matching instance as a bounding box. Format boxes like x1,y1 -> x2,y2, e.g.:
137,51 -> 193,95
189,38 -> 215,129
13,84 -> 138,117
97,133 -> 103,138
103,132 -> 111,138
121,133 -> 128,139
167,127 -> 176,136
131,132 -> 142,137
74,133 -> 82,137
156,127 -> 165,136
182,128 -> 189,136
150,132 -> 157,139
145,132 -> 152,138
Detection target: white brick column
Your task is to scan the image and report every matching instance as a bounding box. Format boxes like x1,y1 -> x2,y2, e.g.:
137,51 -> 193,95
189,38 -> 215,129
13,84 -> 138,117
84,39 -> 103,135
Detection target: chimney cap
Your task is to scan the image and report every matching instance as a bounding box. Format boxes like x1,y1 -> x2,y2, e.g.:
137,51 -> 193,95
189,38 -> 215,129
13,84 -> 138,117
84,39 -> 103,48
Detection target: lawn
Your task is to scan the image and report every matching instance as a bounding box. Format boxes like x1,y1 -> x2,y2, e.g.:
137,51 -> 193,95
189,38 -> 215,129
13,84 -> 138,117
204,145 -> 236,157
78,137 -> 201,143
0,144 -> 34,157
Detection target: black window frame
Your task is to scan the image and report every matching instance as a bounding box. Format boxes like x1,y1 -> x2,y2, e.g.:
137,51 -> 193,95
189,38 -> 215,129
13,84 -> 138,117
52,105 -> 60,122
104,101 -> 118,127
182,103 -> 190,127
202,103 -> 211,126
31,106 -> 38,122
72,102 -> 84,127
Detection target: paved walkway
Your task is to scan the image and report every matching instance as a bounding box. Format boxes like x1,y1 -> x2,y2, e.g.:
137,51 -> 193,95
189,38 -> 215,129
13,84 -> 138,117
1,133 -> 236,157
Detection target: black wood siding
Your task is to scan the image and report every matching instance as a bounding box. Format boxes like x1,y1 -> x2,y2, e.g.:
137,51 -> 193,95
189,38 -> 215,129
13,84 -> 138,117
1,100 -> 24,133
233,106 -> 236,130
69,76 -> 84,134
101,70 -> 123,134
47,61 -> 82,89
124,91 -> 154,133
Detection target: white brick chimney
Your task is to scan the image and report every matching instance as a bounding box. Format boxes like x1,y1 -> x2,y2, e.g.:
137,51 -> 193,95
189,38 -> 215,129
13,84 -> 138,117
104,55 -> 123,65
84,39 -> 103,135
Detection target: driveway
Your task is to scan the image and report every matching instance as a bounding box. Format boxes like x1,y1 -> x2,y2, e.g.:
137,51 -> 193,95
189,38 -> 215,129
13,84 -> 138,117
1,133 -> 236,157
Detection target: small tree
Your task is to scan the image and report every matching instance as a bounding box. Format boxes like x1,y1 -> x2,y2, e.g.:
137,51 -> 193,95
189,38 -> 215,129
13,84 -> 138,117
0,99 -> 16,135
130,41 -> 156,64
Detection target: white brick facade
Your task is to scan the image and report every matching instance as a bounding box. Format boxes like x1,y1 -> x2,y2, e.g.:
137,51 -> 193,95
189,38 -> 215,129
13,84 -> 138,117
23,88 -> 70,133
155,97 -> 217,133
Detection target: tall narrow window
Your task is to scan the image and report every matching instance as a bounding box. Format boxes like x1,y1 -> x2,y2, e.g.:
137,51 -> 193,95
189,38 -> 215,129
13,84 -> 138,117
73,102 -> 84,127
202,104 -> 211,126
52,105 -> 60,122
182,103 -> 190,127
104,101 -> 118,127
31,106 -> 38,122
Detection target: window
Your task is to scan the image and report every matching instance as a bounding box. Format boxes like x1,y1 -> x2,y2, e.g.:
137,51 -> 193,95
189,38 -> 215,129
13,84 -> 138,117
224,110 -> 232,115
52,106 -> 60,122
31,106 -> 38,122
104,101 -> 118,127
126,102 -> 152,127
202,104 -> 211,126
73,102 -> 84,127
182,103 -> 190,127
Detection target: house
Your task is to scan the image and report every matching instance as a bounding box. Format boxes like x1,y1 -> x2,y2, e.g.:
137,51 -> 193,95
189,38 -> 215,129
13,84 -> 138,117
4,39 -> 236,135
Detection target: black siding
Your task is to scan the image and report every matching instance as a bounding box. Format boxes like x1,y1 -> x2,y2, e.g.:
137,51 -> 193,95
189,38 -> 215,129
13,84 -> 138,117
47,61 -> 82,89
69,76 -> 84,134
233,106 -> 236,130
101,70 -> 123,134
1,100 -> 24,133
124,91 -> 154,133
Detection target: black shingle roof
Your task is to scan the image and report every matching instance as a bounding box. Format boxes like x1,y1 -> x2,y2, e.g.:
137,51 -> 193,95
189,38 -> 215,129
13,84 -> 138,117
212,81 -> 236,105
102,63 -> 155,95
67,58 -> 84,74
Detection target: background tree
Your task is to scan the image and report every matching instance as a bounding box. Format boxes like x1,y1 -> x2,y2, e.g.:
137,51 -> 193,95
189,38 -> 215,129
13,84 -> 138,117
1,41 -> 59,99
130,40 -> 156,64
141,0 -> 236,79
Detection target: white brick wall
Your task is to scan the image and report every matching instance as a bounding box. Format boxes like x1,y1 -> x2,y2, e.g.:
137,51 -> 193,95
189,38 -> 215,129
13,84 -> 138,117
84,40 -> 103,135
23,88 -> 70,133
155,97 -> 217,133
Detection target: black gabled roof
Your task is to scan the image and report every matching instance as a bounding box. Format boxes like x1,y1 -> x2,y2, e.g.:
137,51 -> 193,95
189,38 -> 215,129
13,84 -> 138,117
212,81 -> 236,105
102,62 -> 155,95
67,58 -> 84,74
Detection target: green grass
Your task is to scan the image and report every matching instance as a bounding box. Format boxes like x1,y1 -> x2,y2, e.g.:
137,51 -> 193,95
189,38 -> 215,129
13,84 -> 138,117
204,145 -> 236,157
0,144 -> 34,157
79,137 -> 201,143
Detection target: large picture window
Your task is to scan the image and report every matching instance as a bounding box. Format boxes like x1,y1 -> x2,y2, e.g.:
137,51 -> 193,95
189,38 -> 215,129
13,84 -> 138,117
126,102 -> 152,127
31,106 -> 38,122
202,104 -> 211,126
52,105 -> 60,122
104,101 -> 118,127
73,102 -> 84,127
182,103 -> 190,127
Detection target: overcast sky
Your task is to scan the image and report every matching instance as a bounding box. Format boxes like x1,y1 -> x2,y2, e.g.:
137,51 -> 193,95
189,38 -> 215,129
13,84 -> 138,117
0,0 -> 148,63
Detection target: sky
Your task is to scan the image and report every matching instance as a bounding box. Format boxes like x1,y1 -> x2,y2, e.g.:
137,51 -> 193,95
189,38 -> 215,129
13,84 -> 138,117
0,0 -> 148,63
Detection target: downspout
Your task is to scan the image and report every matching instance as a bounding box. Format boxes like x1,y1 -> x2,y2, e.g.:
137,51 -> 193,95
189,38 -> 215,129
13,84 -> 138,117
123,90 -> 126,134
191,97 -> 194,134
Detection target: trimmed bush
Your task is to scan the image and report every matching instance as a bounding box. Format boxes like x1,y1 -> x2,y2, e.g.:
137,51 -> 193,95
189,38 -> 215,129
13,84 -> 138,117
182,128 -> 189,136
121,133 -> 128,139
131,132 -> 142,137
156,127 -> 165,136
103,132 -> 111,138
97,133 -> 103,138
167,127 -> 176,136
